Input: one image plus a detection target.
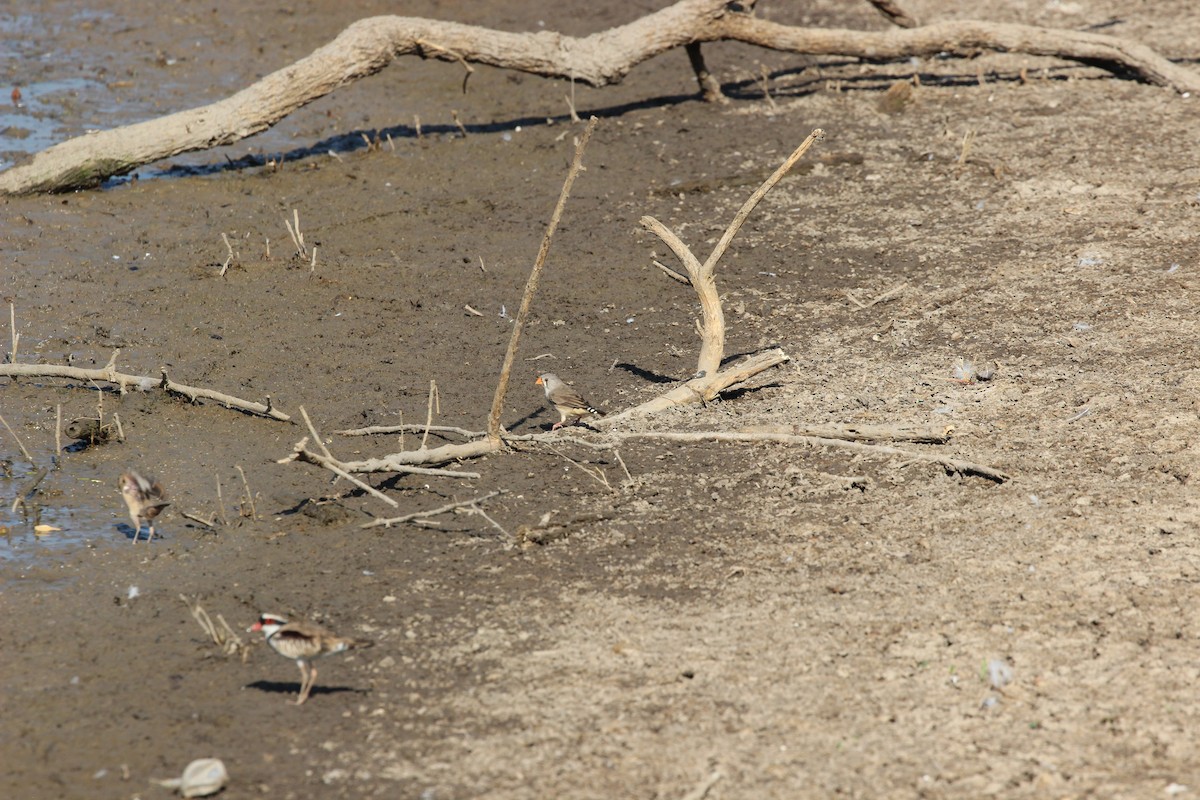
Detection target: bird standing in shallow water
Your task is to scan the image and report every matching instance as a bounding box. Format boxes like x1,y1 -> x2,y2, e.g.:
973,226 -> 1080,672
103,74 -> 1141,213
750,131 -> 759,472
249,613 -> 374,705
536,373 -> 605,430
119,470 -> 169,544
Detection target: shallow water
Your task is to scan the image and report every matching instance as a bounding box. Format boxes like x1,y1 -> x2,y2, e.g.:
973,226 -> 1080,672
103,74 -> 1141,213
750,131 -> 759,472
0,4 -> 318,177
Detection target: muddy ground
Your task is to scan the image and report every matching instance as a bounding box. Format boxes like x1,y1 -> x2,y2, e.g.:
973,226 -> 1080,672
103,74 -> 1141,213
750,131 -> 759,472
3,1 -> 1200,798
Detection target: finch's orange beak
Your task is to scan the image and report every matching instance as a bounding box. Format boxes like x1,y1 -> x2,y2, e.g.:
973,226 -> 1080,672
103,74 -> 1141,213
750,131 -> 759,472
535,376 -> 544,386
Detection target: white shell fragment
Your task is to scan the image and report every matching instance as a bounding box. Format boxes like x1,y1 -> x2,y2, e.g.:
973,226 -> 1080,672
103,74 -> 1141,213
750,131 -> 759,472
151,758 -> 228,798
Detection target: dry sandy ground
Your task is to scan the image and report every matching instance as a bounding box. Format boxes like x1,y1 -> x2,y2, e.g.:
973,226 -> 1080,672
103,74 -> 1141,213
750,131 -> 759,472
3,1 -> 1200,798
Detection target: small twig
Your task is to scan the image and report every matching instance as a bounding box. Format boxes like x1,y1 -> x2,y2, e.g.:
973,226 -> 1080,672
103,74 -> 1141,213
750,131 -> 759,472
612,449 -> 633,483
180,594 -> 246,658
235,465 -> 258,520
547,445 -> 613,492
8,300 -> 18,364
1064,406 -> 1091,423
181,511 -> 219,529
958,129 -> 977,166
653,259 -> 691,285
847,282 -> 908,310
215,473 -> 230,527
0,411 -> 33,463
478,256 -> 487,274
681,771 -> 724,800
414,114 -> 422,139
421,380 -> 440,450
564,75 -> 581,122
468,504 -> 509,537
464,304 -> 484,317
285,208 -> 307,257
451,109 -> 468,137
11,468 -> 48,514
310,246 -> 318,273
219,232 -> 236,277
113,412 -> 126,442
281,438 -> 416,507
54,404 -> 62,460
362,490 -> 503,529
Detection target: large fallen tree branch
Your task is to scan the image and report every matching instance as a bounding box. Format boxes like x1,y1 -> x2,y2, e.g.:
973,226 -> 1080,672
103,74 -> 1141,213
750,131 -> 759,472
2,0 -> 1195,194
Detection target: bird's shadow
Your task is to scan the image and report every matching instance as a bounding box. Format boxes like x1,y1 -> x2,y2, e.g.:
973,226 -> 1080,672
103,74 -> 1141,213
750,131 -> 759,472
115,522 -> 162,543
245,679 -> 369,699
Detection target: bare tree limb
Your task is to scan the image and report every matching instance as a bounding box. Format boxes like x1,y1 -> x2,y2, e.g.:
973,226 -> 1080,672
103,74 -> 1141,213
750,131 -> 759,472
2,1 -> 1194,194
608,430 -> 1010,482
0,362 -> 289,421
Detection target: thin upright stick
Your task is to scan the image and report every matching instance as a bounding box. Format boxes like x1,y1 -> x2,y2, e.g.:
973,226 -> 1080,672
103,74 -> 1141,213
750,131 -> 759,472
235,465 -> 258,520
0,411 -> 33,462
8,301 -> 17,364
486,116 -> 598,441
421,380 -> 439,450
54,404 -> 62,461
215,473 -> 229,527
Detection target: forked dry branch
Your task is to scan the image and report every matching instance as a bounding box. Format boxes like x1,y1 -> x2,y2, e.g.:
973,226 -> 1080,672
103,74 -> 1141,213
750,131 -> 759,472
1,0 -> 1195,194
596,129 -> 825,425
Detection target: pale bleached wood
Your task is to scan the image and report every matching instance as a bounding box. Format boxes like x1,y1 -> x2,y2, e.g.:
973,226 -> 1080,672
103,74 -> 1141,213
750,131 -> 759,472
608,430 -> 1010,483
0,362 -> 289,421
2,3 -> 1195,194
597,130 -> 824,426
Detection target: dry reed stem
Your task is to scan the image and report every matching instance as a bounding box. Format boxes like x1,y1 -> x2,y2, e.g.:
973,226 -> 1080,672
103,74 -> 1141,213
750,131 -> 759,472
8,301 -> 17,364
235,465 -> 258,520
219,232 -> 235,276
215,474 -> 229,527
421,380 -> 440,451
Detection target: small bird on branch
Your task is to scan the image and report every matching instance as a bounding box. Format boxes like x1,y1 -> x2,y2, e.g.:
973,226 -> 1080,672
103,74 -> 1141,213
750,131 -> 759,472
536,372 -> 605,430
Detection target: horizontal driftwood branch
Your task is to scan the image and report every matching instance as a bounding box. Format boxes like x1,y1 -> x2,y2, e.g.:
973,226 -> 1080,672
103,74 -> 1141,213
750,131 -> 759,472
737,423 -> 951,444
2,0 -> 1195,194
598,348 -> 791,426
609,430 -> 1010,482
0,362 -> 289,422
